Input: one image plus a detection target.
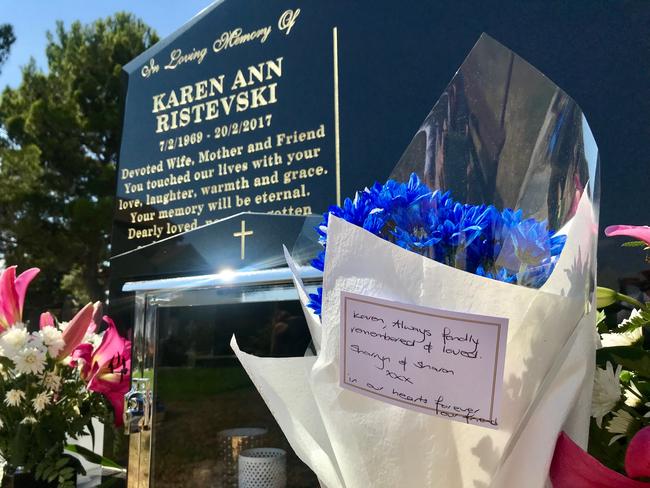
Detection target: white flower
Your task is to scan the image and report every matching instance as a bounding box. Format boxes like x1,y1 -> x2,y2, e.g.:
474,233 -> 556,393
42,372 -> 62,392
600,310 -> 643,348
29,333 -> 47,353
592,361 -> 623,427
38,326 -> 65,358
606,409 -> 634,434
0,325 -> 29,357
13,346 -> 47,375
0,418 -> 4,429
57,321 -> 69,333
20,416 -> 36,425
624,382 -> 643,407
4,389 -> 25,407
606,409 -> 635,445
593,325 -> 602,349
31,392 -> 51,413
601,327 -> 643,347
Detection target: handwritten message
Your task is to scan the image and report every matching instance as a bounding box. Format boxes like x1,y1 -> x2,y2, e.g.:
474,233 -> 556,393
340,292 -> 508,429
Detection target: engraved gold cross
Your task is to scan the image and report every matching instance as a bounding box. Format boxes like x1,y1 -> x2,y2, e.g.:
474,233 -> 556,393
233,220 -> 254,260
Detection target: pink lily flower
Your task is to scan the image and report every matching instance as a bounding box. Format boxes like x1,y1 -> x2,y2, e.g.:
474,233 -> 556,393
605,225 -> 650,246
626,427 -> 650,480
58,301 -> 101,360
85,316 -> 131,427
0,266 -> 39,330
550,432 -> 650,487
70,343 -> 94,380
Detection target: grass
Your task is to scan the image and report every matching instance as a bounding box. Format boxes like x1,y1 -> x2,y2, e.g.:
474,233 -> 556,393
155,366 -> 252,402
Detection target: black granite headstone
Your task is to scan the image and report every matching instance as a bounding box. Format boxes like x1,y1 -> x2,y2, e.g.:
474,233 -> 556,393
110,0 -> 650,318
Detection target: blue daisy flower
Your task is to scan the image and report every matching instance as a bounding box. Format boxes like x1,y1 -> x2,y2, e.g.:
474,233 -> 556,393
307,287 -> 323,317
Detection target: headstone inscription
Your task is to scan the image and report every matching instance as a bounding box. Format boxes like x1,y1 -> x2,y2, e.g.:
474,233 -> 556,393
112,2 -> 342,256
109,0 -> 454,316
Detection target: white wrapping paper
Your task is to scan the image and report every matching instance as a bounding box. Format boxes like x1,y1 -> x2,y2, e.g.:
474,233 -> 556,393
231,189 -> 597,488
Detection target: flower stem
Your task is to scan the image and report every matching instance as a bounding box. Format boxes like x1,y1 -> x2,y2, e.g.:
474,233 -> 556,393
616,292 -> 646,311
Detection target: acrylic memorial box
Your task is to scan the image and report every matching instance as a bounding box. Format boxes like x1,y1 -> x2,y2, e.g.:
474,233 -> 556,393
120,264 -> 322,488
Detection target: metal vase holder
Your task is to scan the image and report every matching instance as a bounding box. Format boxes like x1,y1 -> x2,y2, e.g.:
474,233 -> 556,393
217,427 -> 268,488
238,448 -> 287,488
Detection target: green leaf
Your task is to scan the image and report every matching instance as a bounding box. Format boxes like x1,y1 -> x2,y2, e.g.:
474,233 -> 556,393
617,307 -> 650,333
87,420 -> 96,448
0,356 -> 14,369
65,454 -> 86,477
596,310 -> 609,333
65,443 -> 122,469
621,240 -> 648,248
597,347 -> 650,377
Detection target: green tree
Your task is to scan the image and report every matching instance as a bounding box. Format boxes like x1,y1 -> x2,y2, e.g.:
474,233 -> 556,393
0,24 -> 16,75
0,13 -> 158,319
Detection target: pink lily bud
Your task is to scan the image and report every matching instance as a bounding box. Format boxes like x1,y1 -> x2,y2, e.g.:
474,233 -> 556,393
605,225 -> 650,246
89,301 -> 103,334
39,311 -> 55,330
626,426 -> 650,480
58,302 -> 94,360
0,266 -> 40,330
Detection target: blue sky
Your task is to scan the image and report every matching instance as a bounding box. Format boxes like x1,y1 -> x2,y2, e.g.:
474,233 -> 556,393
0,0 -> 216,88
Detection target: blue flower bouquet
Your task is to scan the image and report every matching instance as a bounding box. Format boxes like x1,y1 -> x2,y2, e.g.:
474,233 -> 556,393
233,34 -> 600,488
306,172 -> 568,318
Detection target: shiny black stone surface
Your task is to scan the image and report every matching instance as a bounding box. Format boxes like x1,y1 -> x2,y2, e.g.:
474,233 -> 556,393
110,0 -> 649,311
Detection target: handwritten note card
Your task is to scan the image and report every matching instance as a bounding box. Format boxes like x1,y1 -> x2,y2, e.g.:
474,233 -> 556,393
340,292 -> 508,429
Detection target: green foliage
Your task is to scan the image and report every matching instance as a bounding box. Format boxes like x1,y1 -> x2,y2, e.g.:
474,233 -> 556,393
597,346 -> 650,378
591,257 -> 649,474
0,354 -> 111,486
65,443 -> 122,468
0,13 -> 158,318
35,453 -> 81,488
621,240 -> 648,248
617,307 -> 650,333
0,24 -> 15,75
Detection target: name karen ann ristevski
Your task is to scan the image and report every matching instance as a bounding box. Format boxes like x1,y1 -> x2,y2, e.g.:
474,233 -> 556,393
213,26 -> 272,53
